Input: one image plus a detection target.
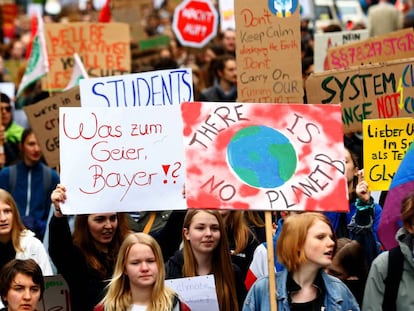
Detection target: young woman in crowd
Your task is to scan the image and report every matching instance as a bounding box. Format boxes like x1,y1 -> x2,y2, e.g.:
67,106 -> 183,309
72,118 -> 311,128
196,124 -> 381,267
95,232 -> 190,311
243,212 -> 360,311
165,209 -> 246,311
220,210 -> 260,281
327,238 -> 368,306
363,191 -> 414,310
325,145 -> 382,267
49,184 -> 130,311
0,188 -> 52,275
0,258 -> 45,311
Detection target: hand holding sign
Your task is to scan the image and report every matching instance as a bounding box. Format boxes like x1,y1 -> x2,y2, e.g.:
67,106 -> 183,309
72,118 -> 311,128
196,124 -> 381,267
356,169 -> 371,203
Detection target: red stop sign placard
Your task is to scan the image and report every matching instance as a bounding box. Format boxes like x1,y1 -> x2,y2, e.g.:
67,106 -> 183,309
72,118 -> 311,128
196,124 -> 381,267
172,0 -> 218,48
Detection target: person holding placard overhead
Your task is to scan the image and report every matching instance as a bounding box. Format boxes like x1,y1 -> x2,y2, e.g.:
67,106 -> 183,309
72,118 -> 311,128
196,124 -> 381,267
324,145 -> 382,268
94,232 -> 190,311
165,209 -> 246,311
243,212 -> 360,311
49,184 -> 131,311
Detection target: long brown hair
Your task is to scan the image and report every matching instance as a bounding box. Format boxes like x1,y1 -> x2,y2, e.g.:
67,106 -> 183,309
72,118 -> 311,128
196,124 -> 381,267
73,212 -> 130,277
224,211 -> 252,254
182,209 -> 239,311
0,189 -> 25,252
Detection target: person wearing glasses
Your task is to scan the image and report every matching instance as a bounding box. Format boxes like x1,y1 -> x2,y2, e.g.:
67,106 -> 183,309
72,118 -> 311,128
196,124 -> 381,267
0,93 -> 23,167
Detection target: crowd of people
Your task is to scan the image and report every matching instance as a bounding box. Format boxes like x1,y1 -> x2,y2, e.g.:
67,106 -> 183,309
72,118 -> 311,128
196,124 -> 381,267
0,0 -> 413,310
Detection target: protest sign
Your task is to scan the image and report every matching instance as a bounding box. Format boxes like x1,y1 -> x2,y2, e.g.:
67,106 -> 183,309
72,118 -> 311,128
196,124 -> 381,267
59,106 -> 186,214
325,28 -> 414,70
306,57 -> 414,134
24,87 -> 80,168
111,0 -> 152,43
314,29 -> 369,73
182,102 -> 348,211
166,275 -> 219,311
235,0 -> 303,103
218,0 -> 235,32
37,275 -> 71,311
79,68 -> 193,108
44,22 -> 131,91
363,118 -> 414,191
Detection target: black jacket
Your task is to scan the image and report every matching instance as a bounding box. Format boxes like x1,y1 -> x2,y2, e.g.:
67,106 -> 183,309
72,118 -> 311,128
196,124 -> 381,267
165,249 -> 247,310
49,216 -> 115,311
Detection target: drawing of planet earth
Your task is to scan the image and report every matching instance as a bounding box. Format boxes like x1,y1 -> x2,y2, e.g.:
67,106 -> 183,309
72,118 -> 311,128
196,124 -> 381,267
227,125 -> 297,188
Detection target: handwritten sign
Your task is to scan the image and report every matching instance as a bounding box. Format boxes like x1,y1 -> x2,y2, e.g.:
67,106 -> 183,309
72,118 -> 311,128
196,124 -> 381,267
326,28 -> 414,70
234,0 -> 303,103
306,57 -> 414,134
314,29 -> 369,73
182,102 -> 348,211
37,275 -> 71,311
79,68 -> 193,108
166,275 -> 219,311
44,22 -> 131,90
218,0 -> 235,32
363,118 -> 414,190
59,106 -> 186,214
24,87 -> 81,168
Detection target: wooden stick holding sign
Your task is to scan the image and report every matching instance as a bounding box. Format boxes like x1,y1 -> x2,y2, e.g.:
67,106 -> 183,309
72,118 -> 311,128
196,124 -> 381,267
234,0 -> 304,308
265,211 -> 277,310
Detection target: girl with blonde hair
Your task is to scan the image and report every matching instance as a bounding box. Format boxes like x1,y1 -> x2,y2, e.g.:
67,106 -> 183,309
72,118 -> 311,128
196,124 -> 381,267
95,232 -> 189,311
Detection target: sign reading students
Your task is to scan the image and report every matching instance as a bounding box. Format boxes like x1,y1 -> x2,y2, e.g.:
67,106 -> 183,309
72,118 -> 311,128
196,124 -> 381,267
172,0 -> 218,48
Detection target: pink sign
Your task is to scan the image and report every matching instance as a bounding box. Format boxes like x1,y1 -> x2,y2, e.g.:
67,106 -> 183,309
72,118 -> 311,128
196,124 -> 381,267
182,102 -> 348,211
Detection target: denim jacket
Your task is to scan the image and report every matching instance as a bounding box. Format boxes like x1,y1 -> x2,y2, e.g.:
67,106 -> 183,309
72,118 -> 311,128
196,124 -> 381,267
243,269 -> 360,311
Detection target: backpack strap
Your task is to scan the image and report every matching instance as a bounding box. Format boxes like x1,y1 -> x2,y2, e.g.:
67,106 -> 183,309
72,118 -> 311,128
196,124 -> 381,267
8,163 -> 52,198
9,164 -> 17,194
41,163 -> 52,198
382,246 -> 404,311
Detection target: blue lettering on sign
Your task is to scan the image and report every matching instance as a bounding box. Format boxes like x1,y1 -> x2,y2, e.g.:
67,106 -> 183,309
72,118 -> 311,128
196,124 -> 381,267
90,69 -> 193,107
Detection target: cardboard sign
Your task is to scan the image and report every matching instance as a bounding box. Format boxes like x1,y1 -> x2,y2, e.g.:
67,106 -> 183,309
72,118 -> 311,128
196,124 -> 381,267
24,87 -> 81,168
37,275 -> 71,311
363,118 -> 414,191
59,106 -> 186,214
306,57 -> 414,134
326,28 -> 414,70
182,102 -> 348,211
111,0 -> 152,43
235,0 -> 303,103
314,29 -> 369,73
44,22 -> 131,91
166,275 -> 219,311
79,68 -> 193,108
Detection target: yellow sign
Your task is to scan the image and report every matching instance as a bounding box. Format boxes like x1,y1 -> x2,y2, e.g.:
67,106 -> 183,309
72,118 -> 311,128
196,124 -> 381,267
363,117 -> 414,190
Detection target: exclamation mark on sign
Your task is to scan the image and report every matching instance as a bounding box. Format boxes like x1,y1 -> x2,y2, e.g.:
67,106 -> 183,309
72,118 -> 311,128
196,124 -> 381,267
162,164 -> 170,184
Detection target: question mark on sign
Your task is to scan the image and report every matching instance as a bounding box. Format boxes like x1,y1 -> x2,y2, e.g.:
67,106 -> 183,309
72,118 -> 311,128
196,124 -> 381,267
162,162 -> 182,184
